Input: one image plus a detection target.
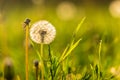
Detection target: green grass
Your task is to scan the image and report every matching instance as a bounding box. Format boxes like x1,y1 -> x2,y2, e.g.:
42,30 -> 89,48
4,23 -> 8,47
0,3 -> 120,80
23,17 -> 84,80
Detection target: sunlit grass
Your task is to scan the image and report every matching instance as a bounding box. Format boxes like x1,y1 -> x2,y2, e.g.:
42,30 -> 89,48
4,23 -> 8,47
0,4 -> 120,80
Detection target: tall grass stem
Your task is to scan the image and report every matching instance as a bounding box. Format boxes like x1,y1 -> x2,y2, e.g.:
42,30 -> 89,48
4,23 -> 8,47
98,40 -> 102,80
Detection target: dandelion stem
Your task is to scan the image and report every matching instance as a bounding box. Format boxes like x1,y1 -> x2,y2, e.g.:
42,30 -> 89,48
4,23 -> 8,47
34,60 -> 39,80
36,66 -> 38,80
41,44 -> 43,58
25,25 -> 29,80
24,18 -> 31,80
40,44 -> 44,80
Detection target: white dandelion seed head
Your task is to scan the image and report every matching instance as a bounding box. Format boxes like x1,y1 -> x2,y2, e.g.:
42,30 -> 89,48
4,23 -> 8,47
30,20 -> 56,44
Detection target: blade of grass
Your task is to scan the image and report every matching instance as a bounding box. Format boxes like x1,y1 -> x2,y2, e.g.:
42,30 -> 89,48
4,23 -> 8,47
70,17 -> 86,47
98,40 -> 102,64
58,38 -> 82,65
90,64 -> 95,80
56,17 -> 85,77
17,75 -> 21,80
62,38 -> 82,61
58,45 -> 69,64
30,40 -> 41,60
72,17 -> 86,38
98,40 -> 102,80
59,17 -> 86,64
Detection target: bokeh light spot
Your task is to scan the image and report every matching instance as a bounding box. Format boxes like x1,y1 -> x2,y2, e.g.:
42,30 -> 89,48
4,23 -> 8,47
56,1 -> 77,20
109,1 -> 120,18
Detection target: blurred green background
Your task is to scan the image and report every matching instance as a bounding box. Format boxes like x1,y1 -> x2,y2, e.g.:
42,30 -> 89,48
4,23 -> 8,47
0,0 -> 120,79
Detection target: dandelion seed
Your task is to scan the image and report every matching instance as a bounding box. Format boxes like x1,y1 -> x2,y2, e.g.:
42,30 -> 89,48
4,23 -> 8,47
30,20 -> 56,44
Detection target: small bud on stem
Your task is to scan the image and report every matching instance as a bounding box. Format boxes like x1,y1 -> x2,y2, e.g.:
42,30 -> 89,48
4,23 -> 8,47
23,19 -> 31,29
34,60 -> 39,80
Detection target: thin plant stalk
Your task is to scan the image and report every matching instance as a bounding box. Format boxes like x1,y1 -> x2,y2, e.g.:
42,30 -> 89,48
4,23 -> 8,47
90,64 -> 94,80
34,60 -> 39,80
98,40 -> 102,80
48,45 -> 54,80
57,17 -> 85,67
24,19 -> 31,80
40,44 -> 44,80
25,24 -> 29,80
41,44 -> 43,58
30,40 -> 41,60
17,75 -> 21,80
36,66 -> 39,80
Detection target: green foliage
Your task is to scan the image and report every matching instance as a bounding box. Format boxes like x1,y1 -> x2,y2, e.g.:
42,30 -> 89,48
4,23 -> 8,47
28,17 -> 85,80
0,4 -> 120,80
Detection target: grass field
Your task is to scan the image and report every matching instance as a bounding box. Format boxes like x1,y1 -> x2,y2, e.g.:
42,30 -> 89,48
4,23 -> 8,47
0,1 -> 120,80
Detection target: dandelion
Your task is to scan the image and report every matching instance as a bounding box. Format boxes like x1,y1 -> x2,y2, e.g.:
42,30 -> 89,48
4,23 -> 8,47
30,20 -> 56,44
30,20 -> 56,80
3,57 -> 15,80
